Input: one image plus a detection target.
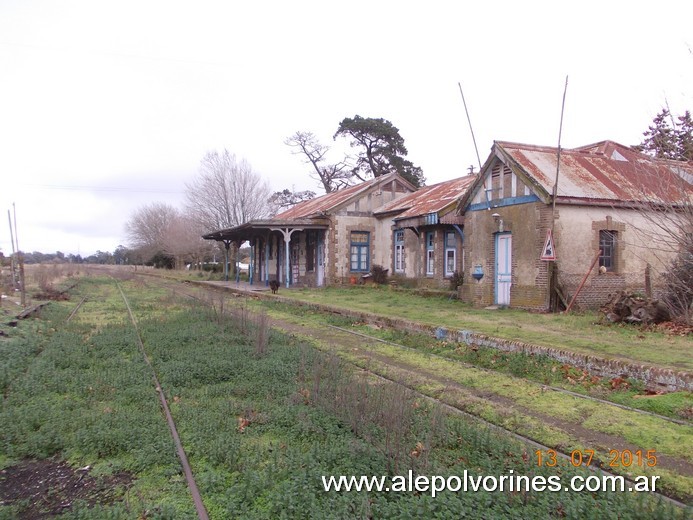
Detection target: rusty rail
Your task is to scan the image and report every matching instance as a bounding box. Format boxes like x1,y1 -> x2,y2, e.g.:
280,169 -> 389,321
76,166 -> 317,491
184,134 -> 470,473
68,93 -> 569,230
115,281 -> 209,520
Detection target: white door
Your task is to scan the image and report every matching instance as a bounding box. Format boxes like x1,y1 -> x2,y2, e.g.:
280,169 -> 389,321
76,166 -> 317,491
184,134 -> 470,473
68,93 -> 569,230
316,238 -> 325,287
495,233 -> 512,305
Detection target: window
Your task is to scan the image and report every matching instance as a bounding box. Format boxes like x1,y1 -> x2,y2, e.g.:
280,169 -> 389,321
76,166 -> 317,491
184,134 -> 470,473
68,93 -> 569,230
445,231 -> 456,277
350,231 -> 370,272
306,232 -> 315,272
394,230 -> 404,273
599,230 -> 617,272
426,231 -> 434,275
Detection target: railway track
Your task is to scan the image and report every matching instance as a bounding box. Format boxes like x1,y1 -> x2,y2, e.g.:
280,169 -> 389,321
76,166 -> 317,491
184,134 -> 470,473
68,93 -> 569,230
121,273 -> 691,508
133,273 -> 690,426
65,275 -> 210,519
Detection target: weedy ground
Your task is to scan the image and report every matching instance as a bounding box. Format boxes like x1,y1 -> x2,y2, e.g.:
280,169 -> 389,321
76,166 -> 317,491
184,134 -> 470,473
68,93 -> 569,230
0,274 -> 690,518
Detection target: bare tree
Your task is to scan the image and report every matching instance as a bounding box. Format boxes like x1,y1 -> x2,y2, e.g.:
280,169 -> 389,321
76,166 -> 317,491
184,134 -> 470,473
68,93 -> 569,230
268,188 -> 316,216
619,158 -> 692,323
186,149 -> 271,232
285,131 -> 353,193
161,212 -> 215,269
629,110 -> 693,322
125,202 -> 180,261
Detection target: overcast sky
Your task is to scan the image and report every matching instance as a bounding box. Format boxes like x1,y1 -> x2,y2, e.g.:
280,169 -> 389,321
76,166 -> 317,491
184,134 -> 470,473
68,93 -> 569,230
1,0 -> 691,257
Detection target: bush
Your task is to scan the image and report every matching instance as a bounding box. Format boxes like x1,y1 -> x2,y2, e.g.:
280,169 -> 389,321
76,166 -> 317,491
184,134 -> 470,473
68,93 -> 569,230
661,248 -> 693,324
370,264 -> 389,285
448,270 -> 464,291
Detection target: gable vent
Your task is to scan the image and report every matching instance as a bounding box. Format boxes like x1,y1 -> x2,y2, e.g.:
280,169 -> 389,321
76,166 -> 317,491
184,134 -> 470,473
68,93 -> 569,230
611,150 -> 628,162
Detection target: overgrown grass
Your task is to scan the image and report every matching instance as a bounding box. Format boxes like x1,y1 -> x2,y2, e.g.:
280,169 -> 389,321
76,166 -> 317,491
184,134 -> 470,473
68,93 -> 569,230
1,276 -> 689,518
253,296 -> 693,500
0,287 -> 194,517
259,298 -> 693,422
278,286 -> 692,371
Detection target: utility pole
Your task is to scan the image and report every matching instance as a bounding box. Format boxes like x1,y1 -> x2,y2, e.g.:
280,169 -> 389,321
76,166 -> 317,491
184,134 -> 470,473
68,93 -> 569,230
13,203 -> 26,306
7,210 -> 17,289
548,76 -> 569,312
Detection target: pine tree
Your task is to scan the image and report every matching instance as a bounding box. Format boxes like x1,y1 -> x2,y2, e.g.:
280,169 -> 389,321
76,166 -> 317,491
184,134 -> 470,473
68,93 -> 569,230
636,108 -> 693,161
675,110 -> 693,161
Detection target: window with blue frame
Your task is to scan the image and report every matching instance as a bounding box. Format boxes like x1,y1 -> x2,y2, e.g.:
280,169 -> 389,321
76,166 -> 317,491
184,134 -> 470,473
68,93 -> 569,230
350,231 -> 370,272
394,230 -> 404,273
445,231 -> 456,277
426,231 -> 434,275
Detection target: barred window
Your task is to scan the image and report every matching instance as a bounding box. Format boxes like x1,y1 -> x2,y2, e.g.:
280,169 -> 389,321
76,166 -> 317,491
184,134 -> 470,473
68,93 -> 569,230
599,230 -> 617,272
394,230 -> 404,273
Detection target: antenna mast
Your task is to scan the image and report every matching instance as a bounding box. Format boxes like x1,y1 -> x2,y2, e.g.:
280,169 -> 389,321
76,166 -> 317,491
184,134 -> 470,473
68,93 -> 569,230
458,82 -> 482,173
548,76 -> 568,313
12,203 -> 26,306
551,76 -> 569,226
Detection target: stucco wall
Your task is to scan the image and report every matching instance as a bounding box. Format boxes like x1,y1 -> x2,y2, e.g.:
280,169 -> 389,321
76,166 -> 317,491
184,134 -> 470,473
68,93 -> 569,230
554,205 -> 678,307
459,200 -> 682,310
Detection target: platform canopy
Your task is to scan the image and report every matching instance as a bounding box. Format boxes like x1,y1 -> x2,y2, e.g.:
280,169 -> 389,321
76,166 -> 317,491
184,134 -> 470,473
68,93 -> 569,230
202,218 -> 330,243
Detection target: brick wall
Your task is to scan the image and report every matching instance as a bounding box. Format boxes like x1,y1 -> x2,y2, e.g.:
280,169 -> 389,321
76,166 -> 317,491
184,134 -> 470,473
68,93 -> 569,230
460,202 -> 551,310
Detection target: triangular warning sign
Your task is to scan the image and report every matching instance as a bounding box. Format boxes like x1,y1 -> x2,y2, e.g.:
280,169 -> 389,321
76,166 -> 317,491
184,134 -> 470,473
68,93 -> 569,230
541,229 -> 556,261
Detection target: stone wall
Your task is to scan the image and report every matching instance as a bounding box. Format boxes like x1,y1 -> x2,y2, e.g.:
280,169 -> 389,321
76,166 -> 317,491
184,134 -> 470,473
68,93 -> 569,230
205,282 -> 691,392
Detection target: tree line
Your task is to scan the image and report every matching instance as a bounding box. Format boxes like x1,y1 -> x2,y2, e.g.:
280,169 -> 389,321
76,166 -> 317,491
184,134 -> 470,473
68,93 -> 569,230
123,115 -> 425,269
8,110 -> 690,275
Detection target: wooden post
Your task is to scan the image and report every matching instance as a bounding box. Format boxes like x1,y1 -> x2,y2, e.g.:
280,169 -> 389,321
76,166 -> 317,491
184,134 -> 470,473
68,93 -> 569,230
18,251 -> 26,307
222,241 -> 230,282
565,250 -> 601,313
235,241 -> 241,284
265,235 -> 270,286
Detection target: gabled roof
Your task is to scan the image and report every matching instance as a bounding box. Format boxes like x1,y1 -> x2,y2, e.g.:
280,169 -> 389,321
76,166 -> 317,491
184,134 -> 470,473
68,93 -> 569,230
375,175 -> 477,219
275,172 -> 415,219
203,173 -> 416,242
461,140 -> 693,210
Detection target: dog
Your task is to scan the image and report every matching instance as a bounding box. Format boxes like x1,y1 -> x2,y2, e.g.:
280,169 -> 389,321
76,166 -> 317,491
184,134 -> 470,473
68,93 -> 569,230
269,280 -> 280,294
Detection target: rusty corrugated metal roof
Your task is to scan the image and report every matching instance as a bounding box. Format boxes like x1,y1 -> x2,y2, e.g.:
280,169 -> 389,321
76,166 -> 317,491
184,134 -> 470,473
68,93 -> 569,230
375,175 -> 477,219
497,140 -> 693,206
274,172 -> 409,219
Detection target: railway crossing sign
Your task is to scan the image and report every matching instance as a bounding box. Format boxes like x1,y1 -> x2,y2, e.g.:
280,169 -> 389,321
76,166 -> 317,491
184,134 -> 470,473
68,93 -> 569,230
541,229 -> 556,261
